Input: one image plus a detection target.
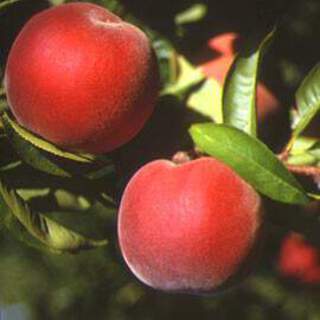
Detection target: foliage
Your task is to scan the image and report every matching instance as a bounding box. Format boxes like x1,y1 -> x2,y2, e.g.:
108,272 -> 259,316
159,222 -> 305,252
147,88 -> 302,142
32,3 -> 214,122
1,0 -> 320,319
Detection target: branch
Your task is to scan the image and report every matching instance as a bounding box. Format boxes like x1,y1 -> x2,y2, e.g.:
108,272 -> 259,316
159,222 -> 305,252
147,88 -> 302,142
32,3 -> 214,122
284,164 -> 320,177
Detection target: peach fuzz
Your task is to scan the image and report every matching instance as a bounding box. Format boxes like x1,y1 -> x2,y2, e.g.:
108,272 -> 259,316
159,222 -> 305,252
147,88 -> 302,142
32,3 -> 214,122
5,2 -> 159,154
118,157 -> 263,294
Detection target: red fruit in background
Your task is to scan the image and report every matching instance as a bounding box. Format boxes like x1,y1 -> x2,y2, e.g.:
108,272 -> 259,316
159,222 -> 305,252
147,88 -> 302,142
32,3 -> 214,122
207,32 -> 239,56
118,157 -> 263,294
278,233 -> 320,284
4,2 -> 159,154
197,33 -> 282,144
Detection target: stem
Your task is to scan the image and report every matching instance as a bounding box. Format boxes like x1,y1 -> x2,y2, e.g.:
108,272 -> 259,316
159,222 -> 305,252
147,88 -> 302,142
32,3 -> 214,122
171,149 -> 201,164
278,147 -> 320,179
277,150 -> 289,162
284,164 -> 320,177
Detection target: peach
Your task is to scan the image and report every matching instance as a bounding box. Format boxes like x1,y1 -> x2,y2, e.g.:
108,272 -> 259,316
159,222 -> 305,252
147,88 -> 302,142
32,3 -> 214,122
118,157 -> 263,294
278,233 -> 320,284
4,2 -> 159,154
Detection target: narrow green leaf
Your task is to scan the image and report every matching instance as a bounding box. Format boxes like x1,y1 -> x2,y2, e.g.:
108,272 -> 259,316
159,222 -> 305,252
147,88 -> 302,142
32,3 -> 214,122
0,179 -> 108,253
49,0 -> 65,5
152,37 -> 178,86
190,123 -> 309,205
0,100 -> 8,113
161,55 -> 205,98
308,193 -> 320,201
2,114 -> 72,177
175,4 -> 207,25
0,160 -> 21,172
0,196 -> 50,252
290,136 -> 318,155
292,63 -> 320,139
2,113 -> 95,163
223,29 -> 275,136
2,113 -> 115,177
287,136 -> 320,166
286,153 -> 317,166
0,0 -> 20,10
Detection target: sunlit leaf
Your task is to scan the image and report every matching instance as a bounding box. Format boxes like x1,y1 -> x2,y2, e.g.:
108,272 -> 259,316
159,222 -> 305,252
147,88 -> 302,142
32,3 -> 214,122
49,0 -> 65,4
0,0 -> 20,10
162,55 -> 204,98
0,179 -> 108,253
175,3 -> 207,25
2,113 -> 115,177
292,63 -> 320,139
187,77 -> 223,123
290,136 -> 318,155
190,123 -> 309,204
223,29 -> 275,136
287,136 -> 320,166
2,113 -> 94,163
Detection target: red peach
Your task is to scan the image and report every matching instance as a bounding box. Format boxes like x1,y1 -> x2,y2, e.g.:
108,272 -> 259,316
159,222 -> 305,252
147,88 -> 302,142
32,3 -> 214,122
4,2 -> 159,154
207,32 -> 239,56
278,232 -> 320,284
118,157 -> 263,294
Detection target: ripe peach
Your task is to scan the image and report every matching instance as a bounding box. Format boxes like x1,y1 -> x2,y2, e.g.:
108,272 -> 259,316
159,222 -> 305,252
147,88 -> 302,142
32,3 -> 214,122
207,32 -> 239,57
118,157 -> 263,294
278,232 -> 320,284
4,2 -> 159,154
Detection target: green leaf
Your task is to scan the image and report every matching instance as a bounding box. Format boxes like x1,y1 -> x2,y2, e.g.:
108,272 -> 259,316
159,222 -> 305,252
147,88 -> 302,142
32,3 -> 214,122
0,191 -> 70,252
161,55 -> 205,98
152,37 -> 178,87
175,3 -> 207,25
0,196 -> 49,252
0,0 -> 20,10
2,113 -> 114,177
187,77 -> 223,123
190,123 -> 309,205
0,179 -> 108,253
0,100 -> 8,113
286,136 -> 320,166
2,113 -> 95,163
49,0 -> 65,5
101,0 -> 124,14
2,115 -> 71,177
0,160 -> 21,172
223,29 -> 275,136
286,153 -> 317,166
290,136 -> 318,155
292,63 -> 320,139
